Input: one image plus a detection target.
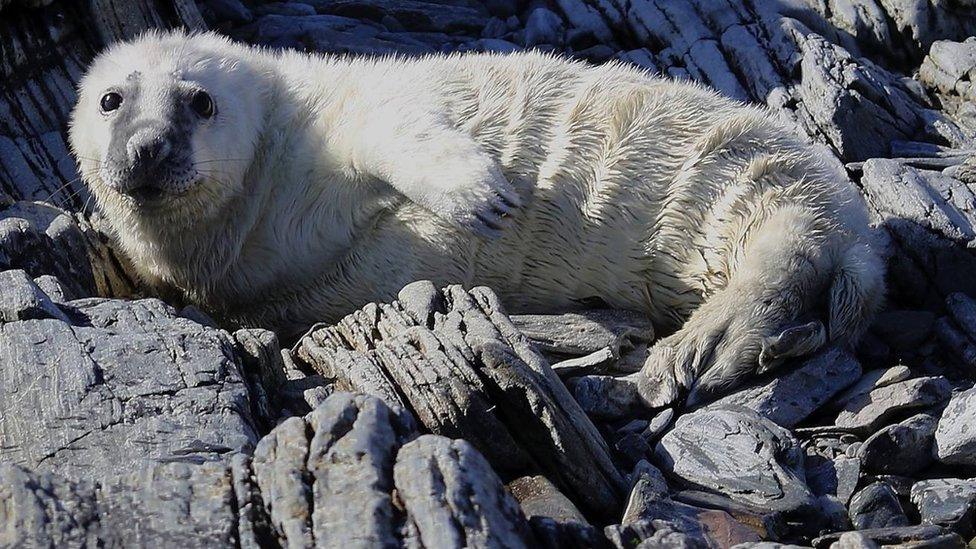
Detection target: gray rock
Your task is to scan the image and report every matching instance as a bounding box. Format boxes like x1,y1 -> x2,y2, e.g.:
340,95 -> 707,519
834,376 -> 952,432
812,526 -> 964,549
0,297 -> 258,480
705,347 -> 862,428
859,159 -> 976,310
829,532 -> 879,549
0,269 -> 67,322
395,435 -> 534,548
910,479 -> 976,538
937,293 -> 976,369
858,413 -> 939,475
655,407 -> 816,514
827,366 -> 912,413
295,283 -> 624,520
934,388 -> 976,466
615,498 -> 761,548
848,482 -> 910,530
510,309 -> 654,361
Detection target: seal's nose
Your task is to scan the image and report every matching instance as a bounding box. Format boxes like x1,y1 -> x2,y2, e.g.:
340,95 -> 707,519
126,128 -> 172,171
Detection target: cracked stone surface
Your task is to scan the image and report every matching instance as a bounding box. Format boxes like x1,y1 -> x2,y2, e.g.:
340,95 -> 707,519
0,291 -> 260,481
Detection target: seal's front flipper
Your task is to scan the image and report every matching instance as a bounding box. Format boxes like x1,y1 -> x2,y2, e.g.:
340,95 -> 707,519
757,320 -> 827,374
345,106 -> 522,238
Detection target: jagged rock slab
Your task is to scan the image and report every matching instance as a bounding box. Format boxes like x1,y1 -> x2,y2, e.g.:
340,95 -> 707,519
827,366 -> 912,413
834,375 -> 952,432
704,347 -> 862,428
937,293 -> 976,370
857,413 -> 939,475
1,392 -> 538,548
294,281 -> 624,520
655,407 -> 816,514
848,482 -> 910,530
0,293 -> 259,481
934,387 -> 976,466
911,479 -> 976,538
610,498 -> 761,548
859,159 -> 976,309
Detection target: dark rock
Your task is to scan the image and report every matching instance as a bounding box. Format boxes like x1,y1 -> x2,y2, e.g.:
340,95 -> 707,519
523,7 -> 563,47
848,482 -> 910,530
858,413 -> 939,475
910,479 -> 976,538
805,455 -> 861,503
202,0 -> 252,23
252,2 -> 317,16
934,388 -> 976,466
870,309 -> 936,351
655,407 -> 816,514
620,498 -> 761,547
622,460 -> 670,520
834,376 -> 952,432
704,347 -> 862,428
937,293 -> 976,370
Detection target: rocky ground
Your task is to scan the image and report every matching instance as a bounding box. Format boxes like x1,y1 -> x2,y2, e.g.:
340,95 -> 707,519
2,0 -> 976,547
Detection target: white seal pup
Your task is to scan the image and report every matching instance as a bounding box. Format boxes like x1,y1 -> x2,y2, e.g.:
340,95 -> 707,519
70,31 -> 884,406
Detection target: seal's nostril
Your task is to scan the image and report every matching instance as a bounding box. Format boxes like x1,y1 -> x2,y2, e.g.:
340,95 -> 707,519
127,132 -> 171,169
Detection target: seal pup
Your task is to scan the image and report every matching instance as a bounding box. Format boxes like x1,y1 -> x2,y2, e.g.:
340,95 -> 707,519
69,31 -> 884,406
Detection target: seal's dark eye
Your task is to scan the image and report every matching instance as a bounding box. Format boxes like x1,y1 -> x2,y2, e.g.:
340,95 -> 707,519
100,92 -> 122,113
190,91 -> 214,118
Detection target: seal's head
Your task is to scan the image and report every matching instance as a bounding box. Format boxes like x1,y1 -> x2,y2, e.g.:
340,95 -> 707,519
70,30 -> 266,221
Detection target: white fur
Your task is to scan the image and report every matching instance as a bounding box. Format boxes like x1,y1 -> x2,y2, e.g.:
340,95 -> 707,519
70,31 -> 885,403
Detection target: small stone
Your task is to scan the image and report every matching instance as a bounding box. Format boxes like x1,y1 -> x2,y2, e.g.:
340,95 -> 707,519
31,275 -> 65,303
910,479 -> 976,537
567,374 -> 641,419
0,269 -> 67,322
835,376 -> 952,432
829,532 -> 879,549
645,407 -> 674,442
655,407 -> 816,513
934,388 -> 976,466
508,475 -> 586,524
848,482 -> 910,529
858,413 -> 939,475
550,347 -> 615,377
624,460 -> 670,511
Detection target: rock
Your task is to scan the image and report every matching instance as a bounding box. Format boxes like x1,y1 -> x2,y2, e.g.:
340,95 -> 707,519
294,283 -> 624,520
0,269 -> 67,322
937,293 -> 976,369
252,2 -> 317,16
508,475 -> 587,524
523,7 -> 563,47
622,461 -> 670,521
805,455 -> 860,503
812,525 -> 965,549
314,0 -> 489,35
870,309 -> 936,352
704,347 -> 862,428
202,0 -> 252,23
0,297 -> 259,480
911,479 -> 976,538
655,407 -> 816,514
859,159 -> 976,310
395,435 -> 534,548
550,347 -> 615,377
848,482 -> 910,530
829,532 -> 879,549
934,388 -> 976,466
510,309 -> 654,361
858,413 -> 939,475
618,498 -> 761,548
828,366 -> 912,413
834,376 -> 952,432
